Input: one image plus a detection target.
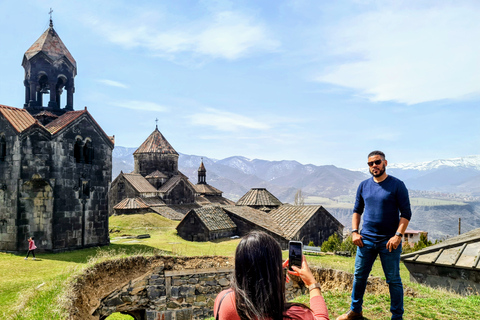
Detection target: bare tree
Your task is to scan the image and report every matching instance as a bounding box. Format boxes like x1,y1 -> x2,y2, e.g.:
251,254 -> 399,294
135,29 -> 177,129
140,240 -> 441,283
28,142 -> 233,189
294,189 -> 304,206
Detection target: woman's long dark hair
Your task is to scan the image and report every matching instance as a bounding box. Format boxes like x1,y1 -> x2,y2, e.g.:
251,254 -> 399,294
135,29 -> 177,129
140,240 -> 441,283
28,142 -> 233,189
232,231 -> 307,320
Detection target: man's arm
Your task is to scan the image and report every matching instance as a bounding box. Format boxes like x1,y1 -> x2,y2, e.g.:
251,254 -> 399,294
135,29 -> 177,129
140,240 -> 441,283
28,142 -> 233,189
352,212 -> 363,247
386,217 -> 410,252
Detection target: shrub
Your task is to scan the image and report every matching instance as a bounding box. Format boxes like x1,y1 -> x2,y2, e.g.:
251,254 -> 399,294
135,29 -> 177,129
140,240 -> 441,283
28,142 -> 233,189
308,241 -> 315,247
340,235 -> 357,256
321,233 -> 342,252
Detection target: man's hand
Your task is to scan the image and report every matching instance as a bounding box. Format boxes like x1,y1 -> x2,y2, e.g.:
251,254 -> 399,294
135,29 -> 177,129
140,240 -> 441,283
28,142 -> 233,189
352,232 -> 364,247
386,235 -> 402,252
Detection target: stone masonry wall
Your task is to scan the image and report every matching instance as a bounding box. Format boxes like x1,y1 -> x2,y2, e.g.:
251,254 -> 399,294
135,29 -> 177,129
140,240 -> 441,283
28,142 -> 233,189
94,266 -> 233,320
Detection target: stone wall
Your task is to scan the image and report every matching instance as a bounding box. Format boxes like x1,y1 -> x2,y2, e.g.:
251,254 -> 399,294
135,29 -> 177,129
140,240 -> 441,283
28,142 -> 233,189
0,113 -> 112,253
94,266 -> 234,320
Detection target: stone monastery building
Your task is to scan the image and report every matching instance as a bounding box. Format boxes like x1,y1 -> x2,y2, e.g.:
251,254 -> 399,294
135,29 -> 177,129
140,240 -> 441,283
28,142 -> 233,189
0,20 -> 113,252
109,127 -> 234,219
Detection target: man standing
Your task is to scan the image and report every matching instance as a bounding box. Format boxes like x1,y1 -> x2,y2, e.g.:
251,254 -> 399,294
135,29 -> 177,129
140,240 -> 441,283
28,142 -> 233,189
337,151 -> 411,320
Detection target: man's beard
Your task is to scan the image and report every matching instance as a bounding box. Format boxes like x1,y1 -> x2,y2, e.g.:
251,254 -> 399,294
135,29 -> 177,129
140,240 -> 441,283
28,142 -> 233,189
370,166 -> 385,178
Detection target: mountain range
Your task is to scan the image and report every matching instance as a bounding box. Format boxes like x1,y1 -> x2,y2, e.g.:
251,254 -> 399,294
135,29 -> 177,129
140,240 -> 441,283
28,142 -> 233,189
113,147 -> 480,201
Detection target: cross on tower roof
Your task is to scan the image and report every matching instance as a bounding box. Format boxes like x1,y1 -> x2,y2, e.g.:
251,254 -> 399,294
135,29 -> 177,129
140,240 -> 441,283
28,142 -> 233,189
155,118 -> 158,130
49,8 -> 54,27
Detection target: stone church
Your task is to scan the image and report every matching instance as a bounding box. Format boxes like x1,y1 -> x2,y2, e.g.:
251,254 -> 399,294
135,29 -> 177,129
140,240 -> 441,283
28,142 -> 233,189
109,127 -> 234,218
0,20 -> 113,252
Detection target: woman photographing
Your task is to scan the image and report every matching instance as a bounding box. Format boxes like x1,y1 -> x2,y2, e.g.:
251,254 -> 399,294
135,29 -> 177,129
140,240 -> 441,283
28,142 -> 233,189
214,231 -> 330,320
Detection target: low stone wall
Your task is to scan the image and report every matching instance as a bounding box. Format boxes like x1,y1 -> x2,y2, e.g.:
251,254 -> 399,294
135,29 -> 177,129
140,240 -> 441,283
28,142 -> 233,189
94,265 -> 233,320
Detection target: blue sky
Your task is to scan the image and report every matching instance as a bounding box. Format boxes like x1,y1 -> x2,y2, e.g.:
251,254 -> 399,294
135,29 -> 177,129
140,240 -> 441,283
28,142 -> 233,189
1,0 -> 479,169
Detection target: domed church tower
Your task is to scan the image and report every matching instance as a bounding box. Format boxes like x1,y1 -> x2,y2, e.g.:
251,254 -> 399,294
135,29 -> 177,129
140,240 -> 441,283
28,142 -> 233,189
133,125 -> 179,178
22,17 -> 76,115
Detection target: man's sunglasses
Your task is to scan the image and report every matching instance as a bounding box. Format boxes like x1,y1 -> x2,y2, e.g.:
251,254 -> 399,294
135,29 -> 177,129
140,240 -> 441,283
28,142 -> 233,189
367,159 -> 383,167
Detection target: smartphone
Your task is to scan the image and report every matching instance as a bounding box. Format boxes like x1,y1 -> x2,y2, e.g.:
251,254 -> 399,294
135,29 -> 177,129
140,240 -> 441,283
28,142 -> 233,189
288,241 -> 303,271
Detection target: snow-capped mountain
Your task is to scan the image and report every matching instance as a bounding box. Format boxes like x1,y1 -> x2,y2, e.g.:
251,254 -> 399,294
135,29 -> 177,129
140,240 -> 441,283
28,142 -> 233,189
388,155 -> 480,171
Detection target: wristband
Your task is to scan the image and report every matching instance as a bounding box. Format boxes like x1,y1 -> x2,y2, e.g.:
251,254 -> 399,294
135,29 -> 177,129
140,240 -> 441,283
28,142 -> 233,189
395,231 -> 403,237
308,283 -> 322,292
352,229 -> 359,234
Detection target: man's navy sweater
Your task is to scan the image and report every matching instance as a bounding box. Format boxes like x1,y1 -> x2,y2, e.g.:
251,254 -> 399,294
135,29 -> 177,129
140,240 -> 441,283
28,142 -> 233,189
353,175 -> 412,242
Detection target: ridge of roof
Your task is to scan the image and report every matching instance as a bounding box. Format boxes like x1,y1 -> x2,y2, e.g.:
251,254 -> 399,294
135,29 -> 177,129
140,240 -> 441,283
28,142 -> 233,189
133,128 -> 178,155
24,26 -> 76,68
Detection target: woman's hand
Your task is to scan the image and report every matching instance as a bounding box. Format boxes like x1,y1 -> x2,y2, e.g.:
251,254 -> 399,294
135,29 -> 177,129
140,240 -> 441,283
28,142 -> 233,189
287,255 -> 316,287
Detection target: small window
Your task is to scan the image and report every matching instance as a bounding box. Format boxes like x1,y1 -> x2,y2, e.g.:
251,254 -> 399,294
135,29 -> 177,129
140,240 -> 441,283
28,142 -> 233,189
83,140 -> 94,164
0,136 -> 6,161
74,138 -> 83,163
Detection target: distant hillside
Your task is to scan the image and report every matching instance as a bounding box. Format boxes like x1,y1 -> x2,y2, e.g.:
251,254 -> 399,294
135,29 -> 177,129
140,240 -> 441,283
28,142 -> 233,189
112,147 -> 367,202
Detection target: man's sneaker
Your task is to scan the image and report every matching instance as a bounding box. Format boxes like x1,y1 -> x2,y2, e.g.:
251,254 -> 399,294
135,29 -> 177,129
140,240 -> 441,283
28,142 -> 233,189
32,258 -> 36,260
336,309 -> 363,320
24,257 -> 27,260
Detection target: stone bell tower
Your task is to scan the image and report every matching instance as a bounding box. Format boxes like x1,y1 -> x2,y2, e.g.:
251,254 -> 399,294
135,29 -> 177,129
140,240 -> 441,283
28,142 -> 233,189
22,17 -> 77,115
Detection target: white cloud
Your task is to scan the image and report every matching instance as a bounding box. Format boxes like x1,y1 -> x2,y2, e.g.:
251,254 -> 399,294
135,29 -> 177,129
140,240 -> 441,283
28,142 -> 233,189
189,108 -> 270,131
110,100 -> 169,112
97,79 -> 128,88
317,3 -> 480,105
86,9 -> 279,61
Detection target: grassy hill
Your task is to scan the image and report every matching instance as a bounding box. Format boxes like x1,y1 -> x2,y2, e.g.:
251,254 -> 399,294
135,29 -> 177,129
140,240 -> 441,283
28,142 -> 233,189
1,212 -> 479,319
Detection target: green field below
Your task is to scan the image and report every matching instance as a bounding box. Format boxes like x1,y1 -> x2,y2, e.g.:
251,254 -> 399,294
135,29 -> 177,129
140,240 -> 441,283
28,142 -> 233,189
1,212 -> 479,320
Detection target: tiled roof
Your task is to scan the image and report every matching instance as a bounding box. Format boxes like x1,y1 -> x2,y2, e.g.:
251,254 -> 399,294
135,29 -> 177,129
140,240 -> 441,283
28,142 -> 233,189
133,127 -> 178,155
236,188 -> 283,207
195,195 -> 235,206
270,205 -> 324,239
123,173 -> 160,193
158,175 -> 182,193
45,110 -> 85,134
113,198 -> 149,210
401,228 -> 480,269
146,170 -> 168,179
223,205 -> 285,238
191,206 -> 236,232
151,204 -> 200,220
24,26 -> 76,68
194,183 -> 223,195
141,197 -> 166,206
0,104 -> 37,133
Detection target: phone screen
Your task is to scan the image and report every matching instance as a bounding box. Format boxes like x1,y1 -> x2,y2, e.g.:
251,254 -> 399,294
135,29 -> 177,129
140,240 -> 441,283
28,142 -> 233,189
288,241 -> 303,271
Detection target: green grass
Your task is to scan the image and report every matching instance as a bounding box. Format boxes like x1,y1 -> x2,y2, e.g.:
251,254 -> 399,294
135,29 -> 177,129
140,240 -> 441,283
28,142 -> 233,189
1,212 -> 479,319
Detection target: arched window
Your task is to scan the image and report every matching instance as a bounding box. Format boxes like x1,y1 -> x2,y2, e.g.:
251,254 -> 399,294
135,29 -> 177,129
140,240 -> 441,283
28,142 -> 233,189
0,136 -> 6,161
83,139 -> 94,164
74,138 -> 83,163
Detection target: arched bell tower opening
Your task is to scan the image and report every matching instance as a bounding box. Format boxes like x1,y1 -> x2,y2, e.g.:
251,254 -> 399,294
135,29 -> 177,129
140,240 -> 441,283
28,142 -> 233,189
22,18 -> 77,116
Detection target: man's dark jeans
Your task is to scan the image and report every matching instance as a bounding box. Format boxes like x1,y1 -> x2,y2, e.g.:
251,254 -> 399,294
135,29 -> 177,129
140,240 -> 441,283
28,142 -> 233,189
351,238 -> 403,319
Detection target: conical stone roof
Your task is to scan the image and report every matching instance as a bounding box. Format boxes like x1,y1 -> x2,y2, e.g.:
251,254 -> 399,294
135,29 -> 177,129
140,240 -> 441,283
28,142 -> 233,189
23,25 -> 76,69
236,188 -> 283,207
133,127 -> 178,155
